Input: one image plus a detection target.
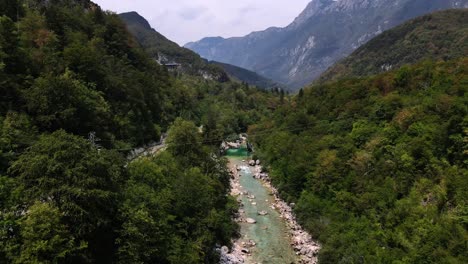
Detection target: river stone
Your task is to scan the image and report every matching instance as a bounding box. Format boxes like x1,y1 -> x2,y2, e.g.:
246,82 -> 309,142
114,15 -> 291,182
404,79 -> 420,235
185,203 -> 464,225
245,218 -> 257,224
258,210 -> 268,216
221,246 -> 229,254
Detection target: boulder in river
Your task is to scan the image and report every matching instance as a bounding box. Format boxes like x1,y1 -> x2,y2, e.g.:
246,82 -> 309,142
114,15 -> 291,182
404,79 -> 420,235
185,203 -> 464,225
227,142 -> 240,149
221,246 -> 229,254
256,160 -> 261,165
248,160 -> 256,166
245,218 -> 257,224
248,240 -> 256,247
258,210 -> 268,216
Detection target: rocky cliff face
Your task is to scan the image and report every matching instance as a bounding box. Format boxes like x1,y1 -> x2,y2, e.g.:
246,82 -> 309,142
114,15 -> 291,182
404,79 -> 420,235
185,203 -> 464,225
185,0 -> 468,90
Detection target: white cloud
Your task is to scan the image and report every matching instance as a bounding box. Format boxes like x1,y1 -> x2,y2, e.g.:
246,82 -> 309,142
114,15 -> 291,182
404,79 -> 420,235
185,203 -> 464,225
92,0 -> 311,45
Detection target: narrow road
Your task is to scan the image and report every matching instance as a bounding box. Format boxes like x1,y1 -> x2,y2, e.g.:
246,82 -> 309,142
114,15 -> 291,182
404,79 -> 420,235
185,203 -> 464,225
127,136 -> 167,161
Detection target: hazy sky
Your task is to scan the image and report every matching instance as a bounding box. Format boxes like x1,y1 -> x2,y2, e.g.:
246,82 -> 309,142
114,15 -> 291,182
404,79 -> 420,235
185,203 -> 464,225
93,0 -> 311,45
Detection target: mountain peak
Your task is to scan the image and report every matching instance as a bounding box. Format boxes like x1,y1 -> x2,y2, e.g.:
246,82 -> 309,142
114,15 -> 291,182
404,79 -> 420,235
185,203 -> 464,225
119,11 -> 153,30
290,0 -> 334,27
185,0 -> 468,90
290,0 -> 386,27
184,36 -> 225,49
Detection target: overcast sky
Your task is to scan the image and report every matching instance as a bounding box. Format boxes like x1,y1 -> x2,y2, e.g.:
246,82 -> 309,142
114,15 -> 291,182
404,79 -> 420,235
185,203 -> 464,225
93,0 -> 311,45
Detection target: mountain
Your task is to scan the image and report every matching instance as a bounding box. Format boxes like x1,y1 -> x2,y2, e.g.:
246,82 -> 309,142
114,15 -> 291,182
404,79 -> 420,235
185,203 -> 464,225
185,0 -> 468,90
210,61 -> 281,89
319,9 -> 468,82
119,11 -> 228,82
120,11 -> 278,88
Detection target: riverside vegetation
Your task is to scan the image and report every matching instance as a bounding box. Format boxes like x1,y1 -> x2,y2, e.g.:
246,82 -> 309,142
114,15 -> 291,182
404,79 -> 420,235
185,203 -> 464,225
248,10 -> 468,263
251,58 -> 468,263
0,0 -> 467,264
0,0 -> 280,263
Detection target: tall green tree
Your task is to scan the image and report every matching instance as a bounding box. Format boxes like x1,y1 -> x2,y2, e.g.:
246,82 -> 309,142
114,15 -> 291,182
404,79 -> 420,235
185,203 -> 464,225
166,118 -> 206,167
10,130 -> 126,262
0,0 -> 24,21
25,71 -> 110,134
14,202 -> 86,264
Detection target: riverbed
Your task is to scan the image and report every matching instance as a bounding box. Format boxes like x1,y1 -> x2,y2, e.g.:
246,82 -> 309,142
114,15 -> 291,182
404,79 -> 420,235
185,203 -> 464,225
227,150 -> 298,263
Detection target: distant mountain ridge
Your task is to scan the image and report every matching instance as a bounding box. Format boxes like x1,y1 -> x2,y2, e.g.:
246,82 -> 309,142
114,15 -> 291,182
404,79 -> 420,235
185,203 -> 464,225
185,0 -> 468,90
319,9 -> 468,82
119,12 -> 278,89
210,61 -> 281,90
119,12 -> 228,82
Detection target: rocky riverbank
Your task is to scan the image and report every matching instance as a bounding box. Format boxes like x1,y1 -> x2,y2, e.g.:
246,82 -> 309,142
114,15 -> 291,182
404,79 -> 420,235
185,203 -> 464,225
251,162 -> 321,264
220,155 -> 320,264
218,162 -> 247,264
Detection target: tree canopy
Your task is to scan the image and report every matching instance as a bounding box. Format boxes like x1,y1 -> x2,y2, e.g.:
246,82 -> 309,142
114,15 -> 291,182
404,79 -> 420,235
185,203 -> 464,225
252,58 -> 468,263
0,1 -> 277,263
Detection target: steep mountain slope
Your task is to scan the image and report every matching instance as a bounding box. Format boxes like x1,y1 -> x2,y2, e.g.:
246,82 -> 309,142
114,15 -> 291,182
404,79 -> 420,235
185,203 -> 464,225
120,11 -> 278,88
119,11 -> 228,82
210,61 -> 281,89
319,9 -> 468,82
185,0 -> 468,90
252,57 -> 468,263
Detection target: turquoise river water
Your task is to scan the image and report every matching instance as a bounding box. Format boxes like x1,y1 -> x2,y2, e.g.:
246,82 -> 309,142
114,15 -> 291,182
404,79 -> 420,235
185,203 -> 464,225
226,149 -> 297,264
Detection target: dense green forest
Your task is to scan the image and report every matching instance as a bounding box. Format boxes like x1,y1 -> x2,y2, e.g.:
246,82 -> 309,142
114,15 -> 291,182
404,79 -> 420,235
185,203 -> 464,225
0,0 -> 280,263
251,58 -> 468,263
1,0 -> 467,263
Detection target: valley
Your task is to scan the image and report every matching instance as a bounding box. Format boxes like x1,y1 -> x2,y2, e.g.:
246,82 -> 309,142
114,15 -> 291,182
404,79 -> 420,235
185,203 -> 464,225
0,1 -> 467,264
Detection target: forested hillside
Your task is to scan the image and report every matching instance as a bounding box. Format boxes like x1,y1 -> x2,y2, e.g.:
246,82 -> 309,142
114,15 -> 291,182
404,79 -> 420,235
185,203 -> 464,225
320,9 -> 468,82
0,0 -> 279,263
209,61 -> 281,90
119,11 -> 229,82
0,0 -> 172,146
251,58 -> 468,262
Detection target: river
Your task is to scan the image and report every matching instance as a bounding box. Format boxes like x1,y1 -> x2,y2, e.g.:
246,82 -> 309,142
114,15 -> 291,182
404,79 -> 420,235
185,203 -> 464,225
226,148 -> 299,264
